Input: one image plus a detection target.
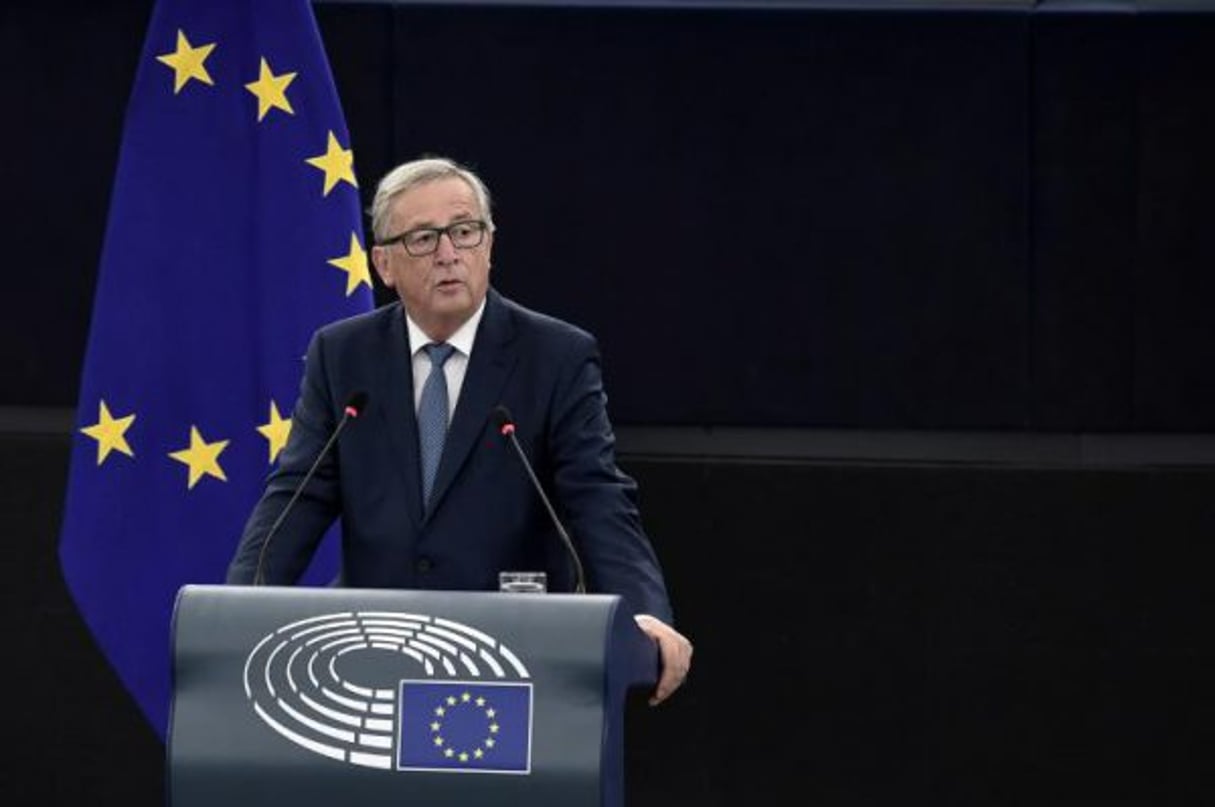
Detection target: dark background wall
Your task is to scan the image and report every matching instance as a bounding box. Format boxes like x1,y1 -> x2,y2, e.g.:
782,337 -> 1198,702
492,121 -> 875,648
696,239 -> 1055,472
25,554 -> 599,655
3,1 -> 1214,805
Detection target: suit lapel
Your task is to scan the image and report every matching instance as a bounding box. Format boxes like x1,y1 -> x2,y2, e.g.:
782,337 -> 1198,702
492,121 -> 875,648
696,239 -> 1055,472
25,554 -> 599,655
376,304 -> 425,527
427,290 -> 517,518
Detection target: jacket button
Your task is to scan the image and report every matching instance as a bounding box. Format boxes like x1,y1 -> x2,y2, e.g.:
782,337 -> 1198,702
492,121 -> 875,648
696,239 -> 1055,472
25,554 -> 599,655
416,557 -> 433,574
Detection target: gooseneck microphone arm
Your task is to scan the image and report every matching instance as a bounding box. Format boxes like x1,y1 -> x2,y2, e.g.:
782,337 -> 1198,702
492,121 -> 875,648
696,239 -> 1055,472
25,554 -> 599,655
253,391 -> 368,586
493,405 -> 587,594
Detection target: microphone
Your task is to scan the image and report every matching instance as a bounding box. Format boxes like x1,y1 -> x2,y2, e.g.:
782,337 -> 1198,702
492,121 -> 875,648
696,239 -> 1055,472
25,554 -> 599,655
253,391 -> 368,585
492,405 -> 587,594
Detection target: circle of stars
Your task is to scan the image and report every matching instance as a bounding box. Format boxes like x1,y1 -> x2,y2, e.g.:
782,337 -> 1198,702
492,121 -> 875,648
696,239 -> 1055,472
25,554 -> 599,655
430,691 -> 500,764
153,28 -> 368,293
77,24 -> 374,491
79,398 -> 294,488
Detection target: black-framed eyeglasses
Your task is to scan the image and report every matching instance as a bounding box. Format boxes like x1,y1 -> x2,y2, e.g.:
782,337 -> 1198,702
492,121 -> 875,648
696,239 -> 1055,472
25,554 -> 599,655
378,220 -> 489,257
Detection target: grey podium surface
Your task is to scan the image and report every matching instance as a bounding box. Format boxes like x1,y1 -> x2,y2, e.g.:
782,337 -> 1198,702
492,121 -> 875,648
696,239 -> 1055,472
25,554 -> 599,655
169,585 -> 658,806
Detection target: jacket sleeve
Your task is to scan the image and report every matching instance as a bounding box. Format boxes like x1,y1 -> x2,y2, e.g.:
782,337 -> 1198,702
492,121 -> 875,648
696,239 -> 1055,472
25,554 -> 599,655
547,335 -> 675,623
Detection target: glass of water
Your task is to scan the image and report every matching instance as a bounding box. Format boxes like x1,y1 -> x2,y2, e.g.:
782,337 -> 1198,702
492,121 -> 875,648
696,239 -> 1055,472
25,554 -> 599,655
498,571 -> 547,593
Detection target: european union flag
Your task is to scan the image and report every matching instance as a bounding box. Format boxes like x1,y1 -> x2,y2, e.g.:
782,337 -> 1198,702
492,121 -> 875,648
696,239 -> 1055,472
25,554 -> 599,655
57,0 -> 372,739
398,681 -> 533,773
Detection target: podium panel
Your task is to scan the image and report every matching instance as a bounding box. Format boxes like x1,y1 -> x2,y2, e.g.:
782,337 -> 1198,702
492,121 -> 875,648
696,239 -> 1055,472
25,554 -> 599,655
169,585 -> 656,807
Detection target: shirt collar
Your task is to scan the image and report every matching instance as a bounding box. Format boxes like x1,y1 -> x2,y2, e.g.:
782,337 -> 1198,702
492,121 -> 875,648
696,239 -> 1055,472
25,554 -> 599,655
405,296 -> 487,358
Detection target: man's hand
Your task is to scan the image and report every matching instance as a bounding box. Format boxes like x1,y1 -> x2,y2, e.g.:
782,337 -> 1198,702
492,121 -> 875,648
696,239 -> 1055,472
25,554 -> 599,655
634,614 -> 693,706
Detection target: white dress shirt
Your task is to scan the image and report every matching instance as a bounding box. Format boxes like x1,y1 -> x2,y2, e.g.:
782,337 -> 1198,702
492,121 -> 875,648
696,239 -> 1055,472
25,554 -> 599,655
404,299 -> 486,423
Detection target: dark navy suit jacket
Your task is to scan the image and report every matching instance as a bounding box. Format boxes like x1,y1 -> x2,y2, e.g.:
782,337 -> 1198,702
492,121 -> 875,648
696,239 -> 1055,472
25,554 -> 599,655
226,289 -> 673,621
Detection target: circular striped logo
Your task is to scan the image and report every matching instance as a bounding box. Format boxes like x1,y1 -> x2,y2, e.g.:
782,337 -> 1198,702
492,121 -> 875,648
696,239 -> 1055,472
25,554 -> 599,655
243,610 -> 531,770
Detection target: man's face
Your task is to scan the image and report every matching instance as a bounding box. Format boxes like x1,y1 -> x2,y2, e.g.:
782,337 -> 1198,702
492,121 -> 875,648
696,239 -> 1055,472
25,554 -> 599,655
371,177 -> 493,341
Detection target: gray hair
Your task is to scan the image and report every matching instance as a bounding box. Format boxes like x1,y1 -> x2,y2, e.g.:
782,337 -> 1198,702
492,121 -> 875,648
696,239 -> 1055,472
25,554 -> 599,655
369,156 -> 495,243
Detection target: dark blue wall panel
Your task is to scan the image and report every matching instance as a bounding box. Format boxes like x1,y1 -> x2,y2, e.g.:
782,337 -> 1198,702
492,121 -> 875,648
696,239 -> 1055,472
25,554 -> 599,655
10,1 -> 1215,431
382,6 -> 1031,428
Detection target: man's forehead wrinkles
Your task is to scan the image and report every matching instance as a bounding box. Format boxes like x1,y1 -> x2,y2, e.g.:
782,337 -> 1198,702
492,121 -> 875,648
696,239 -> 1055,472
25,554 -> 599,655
398,209 -> 477,232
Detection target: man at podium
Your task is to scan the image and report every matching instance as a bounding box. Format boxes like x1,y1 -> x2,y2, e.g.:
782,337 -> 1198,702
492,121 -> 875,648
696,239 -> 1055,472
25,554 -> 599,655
226,156 -> 692,705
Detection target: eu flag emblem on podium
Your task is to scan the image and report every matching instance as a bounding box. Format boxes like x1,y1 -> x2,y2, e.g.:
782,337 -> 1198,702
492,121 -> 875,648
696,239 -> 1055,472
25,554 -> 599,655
398,681 -> 534,773
57,0 -> 372,739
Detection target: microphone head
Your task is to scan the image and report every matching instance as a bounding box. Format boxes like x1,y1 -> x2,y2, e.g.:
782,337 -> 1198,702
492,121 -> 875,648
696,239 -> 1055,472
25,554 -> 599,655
344,391 -> 369,417
493,405 -> 515,436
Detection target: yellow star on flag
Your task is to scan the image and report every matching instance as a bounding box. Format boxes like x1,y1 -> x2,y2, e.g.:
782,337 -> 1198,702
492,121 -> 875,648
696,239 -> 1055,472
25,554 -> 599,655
168,426 -> 230,489
257,401 -> 292,463
80,400 -> 136,465
327,232 -> 372,295
156,29 -> 216,94
305,130 -> 357,196
245,57 -> 297,121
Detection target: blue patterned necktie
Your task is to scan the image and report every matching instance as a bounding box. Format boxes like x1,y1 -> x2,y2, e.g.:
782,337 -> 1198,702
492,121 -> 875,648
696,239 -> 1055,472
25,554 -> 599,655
418,342 -> 456,506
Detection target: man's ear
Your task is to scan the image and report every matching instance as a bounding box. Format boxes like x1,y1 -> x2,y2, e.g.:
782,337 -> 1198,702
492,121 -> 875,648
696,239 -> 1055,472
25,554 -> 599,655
370,245 -> 394,288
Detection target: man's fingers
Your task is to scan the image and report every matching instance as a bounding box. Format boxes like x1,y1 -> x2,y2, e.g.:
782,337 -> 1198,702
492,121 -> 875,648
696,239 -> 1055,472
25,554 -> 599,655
650,667 -> 682,705
639,618 -> 693,706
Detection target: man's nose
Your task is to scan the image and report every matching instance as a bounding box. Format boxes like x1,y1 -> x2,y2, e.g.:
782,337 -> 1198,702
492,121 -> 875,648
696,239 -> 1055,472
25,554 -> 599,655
434,231 -> 459,262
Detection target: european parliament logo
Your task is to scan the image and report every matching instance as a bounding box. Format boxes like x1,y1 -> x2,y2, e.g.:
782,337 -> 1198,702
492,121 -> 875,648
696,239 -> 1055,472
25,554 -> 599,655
242,611 -> 533,773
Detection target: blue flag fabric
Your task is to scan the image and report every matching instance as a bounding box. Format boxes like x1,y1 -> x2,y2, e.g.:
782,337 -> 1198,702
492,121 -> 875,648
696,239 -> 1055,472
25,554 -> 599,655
397,681 -> 534,773
58,0 -> 373,738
